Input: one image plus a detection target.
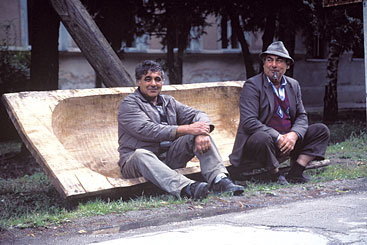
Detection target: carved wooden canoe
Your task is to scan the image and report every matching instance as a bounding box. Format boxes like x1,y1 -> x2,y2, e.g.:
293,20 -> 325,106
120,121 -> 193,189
2,82 -> 244,200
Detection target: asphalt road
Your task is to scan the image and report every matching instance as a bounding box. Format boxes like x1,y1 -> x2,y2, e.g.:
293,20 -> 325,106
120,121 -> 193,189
91,191 -> 367,245
7,189 -> 366,245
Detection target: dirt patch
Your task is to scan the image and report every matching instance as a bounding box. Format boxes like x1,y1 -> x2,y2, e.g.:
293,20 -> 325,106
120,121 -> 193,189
0,152 -> 40,179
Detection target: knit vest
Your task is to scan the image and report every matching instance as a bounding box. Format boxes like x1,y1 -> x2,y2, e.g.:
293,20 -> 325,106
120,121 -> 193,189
267,91 -> 291,134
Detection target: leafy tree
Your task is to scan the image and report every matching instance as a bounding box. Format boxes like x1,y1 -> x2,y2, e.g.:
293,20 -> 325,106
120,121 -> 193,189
224,0 -> 362,123
244,0 -> 313,75
140,0 -> 210,84
303,1 -> 363,122
210,0 -> 256,78
0,33 -> 30,140
211,0 -> 312,77
84,0 -> 143,87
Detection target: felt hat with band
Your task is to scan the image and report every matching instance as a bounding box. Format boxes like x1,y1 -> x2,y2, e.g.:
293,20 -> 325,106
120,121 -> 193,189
260,41 -> 294,64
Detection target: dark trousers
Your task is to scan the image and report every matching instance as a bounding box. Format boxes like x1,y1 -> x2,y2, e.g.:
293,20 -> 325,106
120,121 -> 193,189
238,123 -> 330,171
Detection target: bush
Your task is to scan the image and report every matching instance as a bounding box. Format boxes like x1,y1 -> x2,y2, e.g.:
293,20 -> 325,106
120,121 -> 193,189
0,35 -> 31,140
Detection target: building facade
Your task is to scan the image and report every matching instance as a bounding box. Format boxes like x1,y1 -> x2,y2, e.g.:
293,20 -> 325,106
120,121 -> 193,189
0,0 -> 365,112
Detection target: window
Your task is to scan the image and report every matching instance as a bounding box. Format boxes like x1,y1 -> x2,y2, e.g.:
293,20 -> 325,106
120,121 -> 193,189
220,16 -> 239,50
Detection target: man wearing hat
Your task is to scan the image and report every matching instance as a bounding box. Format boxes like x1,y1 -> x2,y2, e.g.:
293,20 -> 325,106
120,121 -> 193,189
229,41 -> 330,184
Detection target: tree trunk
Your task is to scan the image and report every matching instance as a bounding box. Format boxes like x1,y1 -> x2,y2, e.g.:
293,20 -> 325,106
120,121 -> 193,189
166,15 -> 178,85
229,14 -> 256,78
221,15 -> 228,49
279,31 -> 296,77
262,13 -> 276,51
176,46 -> 184,84
175,18 -> 191,84
85,0 -> 137,87
323,40 -> 341,123
49,0 -> 134,87
278,4 -> 296,77
260,10 -> 276,73
28,0 -> 60,91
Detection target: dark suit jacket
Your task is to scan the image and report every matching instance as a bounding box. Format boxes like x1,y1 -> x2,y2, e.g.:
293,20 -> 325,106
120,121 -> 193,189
229,73 -> 308,167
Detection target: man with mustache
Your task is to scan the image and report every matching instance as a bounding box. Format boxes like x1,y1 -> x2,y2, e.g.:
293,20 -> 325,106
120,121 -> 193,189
229,41 -> 330,184
117,60 -> 244,199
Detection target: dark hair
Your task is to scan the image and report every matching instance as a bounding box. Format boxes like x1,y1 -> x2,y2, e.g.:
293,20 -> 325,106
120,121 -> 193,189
135,60 -> 164,81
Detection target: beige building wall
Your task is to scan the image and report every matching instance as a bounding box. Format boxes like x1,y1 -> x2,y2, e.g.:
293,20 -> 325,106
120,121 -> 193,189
0,0 -> 22,46
0,3 -> 365,112
202,15 -> 219,50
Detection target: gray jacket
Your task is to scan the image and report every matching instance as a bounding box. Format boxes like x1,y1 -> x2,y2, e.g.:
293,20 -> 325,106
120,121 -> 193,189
117,89 -> 212,167
229,73 -> 308,167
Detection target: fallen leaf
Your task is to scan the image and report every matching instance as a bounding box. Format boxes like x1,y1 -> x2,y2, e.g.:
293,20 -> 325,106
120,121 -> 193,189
335,188 -> 350,193
78,229 -> 87,234
211,196 -> 228,203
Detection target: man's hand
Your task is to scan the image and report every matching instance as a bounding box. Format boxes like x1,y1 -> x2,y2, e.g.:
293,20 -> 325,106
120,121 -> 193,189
277,132 -> 298,156
194,135 -> 211,155
189,122 -> 210,135
176,121 -> 210,137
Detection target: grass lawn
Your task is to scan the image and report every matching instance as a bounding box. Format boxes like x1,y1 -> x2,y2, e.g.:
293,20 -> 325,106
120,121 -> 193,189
1,117 -> 366,230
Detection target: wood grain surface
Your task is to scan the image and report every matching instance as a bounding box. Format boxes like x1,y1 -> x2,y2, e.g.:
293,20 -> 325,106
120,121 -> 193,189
2,82 -> 244,200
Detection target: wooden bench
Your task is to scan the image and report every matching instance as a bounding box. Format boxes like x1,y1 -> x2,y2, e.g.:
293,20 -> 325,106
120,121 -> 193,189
2,81 -> 244,200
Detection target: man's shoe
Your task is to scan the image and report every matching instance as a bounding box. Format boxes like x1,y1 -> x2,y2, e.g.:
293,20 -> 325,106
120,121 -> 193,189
212,177 -> 245,195
189,182 -> 210,200
286,172 -> 310,183
286,162 -> 310,184
276,174 -> 290,185
267,172 -> 289,185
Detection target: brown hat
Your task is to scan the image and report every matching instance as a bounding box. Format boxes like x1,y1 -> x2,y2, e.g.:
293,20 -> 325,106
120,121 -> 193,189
260,41 -> 294,64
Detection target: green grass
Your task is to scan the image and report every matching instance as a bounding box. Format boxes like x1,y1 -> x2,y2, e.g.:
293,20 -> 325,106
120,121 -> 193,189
327,120 -> 366,144
326,132 -> 367,161
0,140 -> 21,155
1,119 -> 367,230
308,162 -> 367,182
1,185 -> 189,229
0,172 -> 65,228
242,181 -> 285,196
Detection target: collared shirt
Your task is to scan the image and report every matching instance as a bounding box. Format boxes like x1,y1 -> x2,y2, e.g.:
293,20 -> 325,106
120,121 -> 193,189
266,76 -> 301,142
267,76 -> 287,101
266,76 -> 288,142
154,96 -> 168,125
147,94 -> 171,156
137,89 -> 168,124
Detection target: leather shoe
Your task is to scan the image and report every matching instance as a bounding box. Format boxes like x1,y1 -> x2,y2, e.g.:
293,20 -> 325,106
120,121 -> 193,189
189,182 -> 210,199
212,177 -> 245,195
267,172 -> 289,185
286,172 -> 310,183
276,175 -> 289,185
286,162 -> 310,183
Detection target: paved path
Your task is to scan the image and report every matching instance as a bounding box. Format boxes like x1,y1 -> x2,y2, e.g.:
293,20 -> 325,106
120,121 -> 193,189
5,190 -> 367,244
90,191 -> 367,245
